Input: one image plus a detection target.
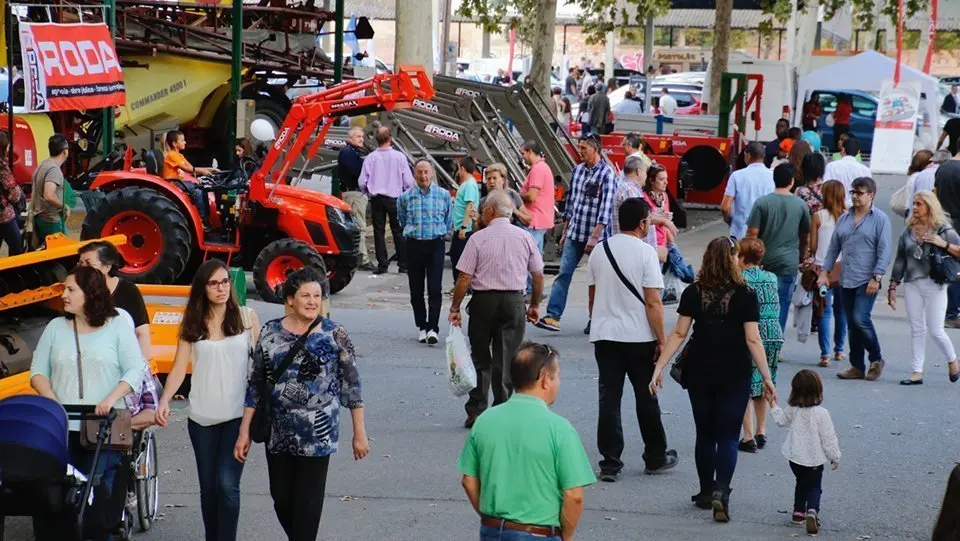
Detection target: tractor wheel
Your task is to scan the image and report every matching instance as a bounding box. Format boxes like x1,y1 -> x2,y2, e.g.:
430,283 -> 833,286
80,187 -> 193,284
324,256 -> 357,295
253,239 -> 328,304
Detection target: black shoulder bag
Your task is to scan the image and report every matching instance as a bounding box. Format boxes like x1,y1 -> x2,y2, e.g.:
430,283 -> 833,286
929,226 -> 960,285
601,240 -> 690,385
250,316 -> 322,444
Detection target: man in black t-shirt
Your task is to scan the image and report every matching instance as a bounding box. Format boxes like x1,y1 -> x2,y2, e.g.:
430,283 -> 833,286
938,117 -> 960,156
935,156 -> 960,325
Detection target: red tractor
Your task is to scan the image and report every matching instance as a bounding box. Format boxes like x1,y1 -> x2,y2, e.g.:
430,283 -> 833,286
80,66 -> 435,301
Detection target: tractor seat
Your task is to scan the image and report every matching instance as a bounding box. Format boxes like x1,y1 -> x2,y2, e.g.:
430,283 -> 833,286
142,149 -> 164,177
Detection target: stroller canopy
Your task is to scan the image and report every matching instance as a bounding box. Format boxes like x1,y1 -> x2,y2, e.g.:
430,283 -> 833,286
0,395 -> 69,482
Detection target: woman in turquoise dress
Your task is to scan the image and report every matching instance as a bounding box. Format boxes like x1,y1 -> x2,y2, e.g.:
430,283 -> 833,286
736,237 -> 782,453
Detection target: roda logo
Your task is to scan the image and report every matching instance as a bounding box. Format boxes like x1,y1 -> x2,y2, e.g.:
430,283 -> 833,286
413,99 -> 439,113
424,124 -> 460,142
454,88 -> 480,98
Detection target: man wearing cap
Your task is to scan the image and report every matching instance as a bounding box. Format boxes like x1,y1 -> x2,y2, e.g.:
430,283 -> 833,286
458,342 -> 596,541
536,134 -> 617,333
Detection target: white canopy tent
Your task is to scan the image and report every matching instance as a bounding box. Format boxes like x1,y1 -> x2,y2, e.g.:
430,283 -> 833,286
793,50 -> 939,148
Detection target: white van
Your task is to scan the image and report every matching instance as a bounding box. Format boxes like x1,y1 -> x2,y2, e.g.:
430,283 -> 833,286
701,58 -> 795,142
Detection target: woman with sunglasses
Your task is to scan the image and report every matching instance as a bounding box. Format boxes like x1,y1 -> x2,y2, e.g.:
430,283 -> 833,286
155,260 -> 259,541
888,191 -> 960,386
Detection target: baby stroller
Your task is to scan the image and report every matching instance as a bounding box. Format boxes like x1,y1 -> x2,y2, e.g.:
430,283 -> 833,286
0,395 -> 122,541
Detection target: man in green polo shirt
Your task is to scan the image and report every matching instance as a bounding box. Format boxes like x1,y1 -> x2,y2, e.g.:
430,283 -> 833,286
458,342 -> 596,541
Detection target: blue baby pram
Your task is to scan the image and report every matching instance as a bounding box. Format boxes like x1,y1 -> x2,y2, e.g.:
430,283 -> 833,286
0,395 -> 118,541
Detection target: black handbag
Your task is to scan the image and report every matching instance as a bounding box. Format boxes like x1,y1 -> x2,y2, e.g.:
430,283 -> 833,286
250,316 -> 322,444
929,227 -> 960,285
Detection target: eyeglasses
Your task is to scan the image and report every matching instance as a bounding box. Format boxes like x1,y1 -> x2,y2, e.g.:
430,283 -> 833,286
849,190 -> 871,197
206,277 -> 231,289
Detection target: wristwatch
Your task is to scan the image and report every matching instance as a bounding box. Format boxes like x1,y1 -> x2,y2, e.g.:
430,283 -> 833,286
872,274 -> 883,284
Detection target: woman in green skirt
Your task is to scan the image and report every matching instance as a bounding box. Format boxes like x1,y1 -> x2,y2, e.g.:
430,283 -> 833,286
736,237 -> 782,452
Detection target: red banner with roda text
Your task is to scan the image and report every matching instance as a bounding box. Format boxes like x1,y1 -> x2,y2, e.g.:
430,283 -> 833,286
18,22 -> 125,112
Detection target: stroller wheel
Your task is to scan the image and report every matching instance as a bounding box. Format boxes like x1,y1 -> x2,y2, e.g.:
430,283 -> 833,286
136,430 -> 160,531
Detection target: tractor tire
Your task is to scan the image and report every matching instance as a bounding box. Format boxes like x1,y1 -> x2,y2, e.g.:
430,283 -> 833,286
324,256 -> 357,295
80,187 -> 193,284
253,239 -> 328,304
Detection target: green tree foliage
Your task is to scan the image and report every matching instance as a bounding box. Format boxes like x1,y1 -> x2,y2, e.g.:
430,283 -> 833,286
573,0 -> 672,45
759,0 -> 930,36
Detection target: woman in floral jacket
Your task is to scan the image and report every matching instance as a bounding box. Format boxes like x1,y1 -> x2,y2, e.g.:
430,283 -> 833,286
0,130 -> 23,255
235,267 -> 368,541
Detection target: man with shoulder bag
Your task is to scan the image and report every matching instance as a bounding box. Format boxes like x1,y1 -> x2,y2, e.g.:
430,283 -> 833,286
586,197 -> 679,482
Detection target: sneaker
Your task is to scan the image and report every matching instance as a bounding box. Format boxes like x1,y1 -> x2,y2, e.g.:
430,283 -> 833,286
946,318 -> 960,329
535,317 -> 561,332
426,330 -> 439,345
737,439 -> 757,453
836,367 -> 865,380
691,491 -> 712,510
358,262 -> 377,272
373,266 -> 389,275
398,266 -> 408,274
598,470 -> 621,483
644,449 -> 679,474
865,360 -> 885,381
418,329 -> 427,343
805,509 -> 820,535
791,511 -> 805,525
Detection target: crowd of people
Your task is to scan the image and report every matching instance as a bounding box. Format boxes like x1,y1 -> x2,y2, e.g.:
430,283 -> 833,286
13,103 -> 960,541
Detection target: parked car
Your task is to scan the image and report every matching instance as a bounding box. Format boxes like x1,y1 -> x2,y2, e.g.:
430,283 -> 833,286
813,89 -> 878,151
650,85 -> 702,116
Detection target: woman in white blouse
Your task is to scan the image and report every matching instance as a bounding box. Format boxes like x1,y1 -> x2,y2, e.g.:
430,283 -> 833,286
155,260 -> 258,541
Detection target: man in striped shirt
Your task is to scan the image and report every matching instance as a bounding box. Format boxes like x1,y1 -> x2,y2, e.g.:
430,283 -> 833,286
398,159 -> 453,345
536,134 -> 617,333
450,191 -> 544,428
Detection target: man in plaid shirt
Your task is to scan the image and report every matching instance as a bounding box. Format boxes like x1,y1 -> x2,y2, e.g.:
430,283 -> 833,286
536,134 -> 617,332
398,159 -> 453,345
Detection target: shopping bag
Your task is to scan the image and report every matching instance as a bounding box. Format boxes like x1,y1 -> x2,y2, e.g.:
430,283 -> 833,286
890,178 -> 910,217
445,326 -> 477,396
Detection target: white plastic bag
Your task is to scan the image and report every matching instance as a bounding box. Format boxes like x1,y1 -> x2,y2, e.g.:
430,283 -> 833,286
890,177 -> 911,217
445,326 -> 477,396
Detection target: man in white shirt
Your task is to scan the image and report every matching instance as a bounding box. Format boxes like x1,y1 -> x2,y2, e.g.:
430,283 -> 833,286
587,197 -> 678,482
721,142 -> 775,239
658,88 -> 678,116
824,137 -> 871,206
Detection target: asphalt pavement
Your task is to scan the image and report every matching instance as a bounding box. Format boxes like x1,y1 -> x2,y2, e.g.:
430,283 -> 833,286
6,172 -> 957,541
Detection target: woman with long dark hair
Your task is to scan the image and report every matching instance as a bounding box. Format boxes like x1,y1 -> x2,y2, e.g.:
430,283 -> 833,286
235,267 -> 368,541
78,240 -> 158,430
649,237 -> 776,523
155,260 -> 258,541
0,130 -> 23,255
30,266 -> 144,540
642,164 -> 678,247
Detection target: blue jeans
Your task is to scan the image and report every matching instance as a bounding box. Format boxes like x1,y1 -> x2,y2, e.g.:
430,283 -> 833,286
818,287 -> 847,358
948,283 -> 960,319
687,380 -> 751,494
840,284 -> 883,372
526,228 -> 547,293
480,525 -> 560,541
545,239 -> 587,320
188,418 -> 245,541
777,273 -> 797,332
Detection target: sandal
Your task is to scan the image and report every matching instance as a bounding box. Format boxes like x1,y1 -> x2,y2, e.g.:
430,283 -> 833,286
818,356 -> 831,367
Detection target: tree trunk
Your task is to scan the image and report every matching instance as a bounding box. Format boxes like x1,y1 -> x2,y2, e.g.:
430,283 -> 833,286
793,5 -> 819,75
528,0 -> 557,98
708,0 -> 733,114
917,0 -> 933,72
